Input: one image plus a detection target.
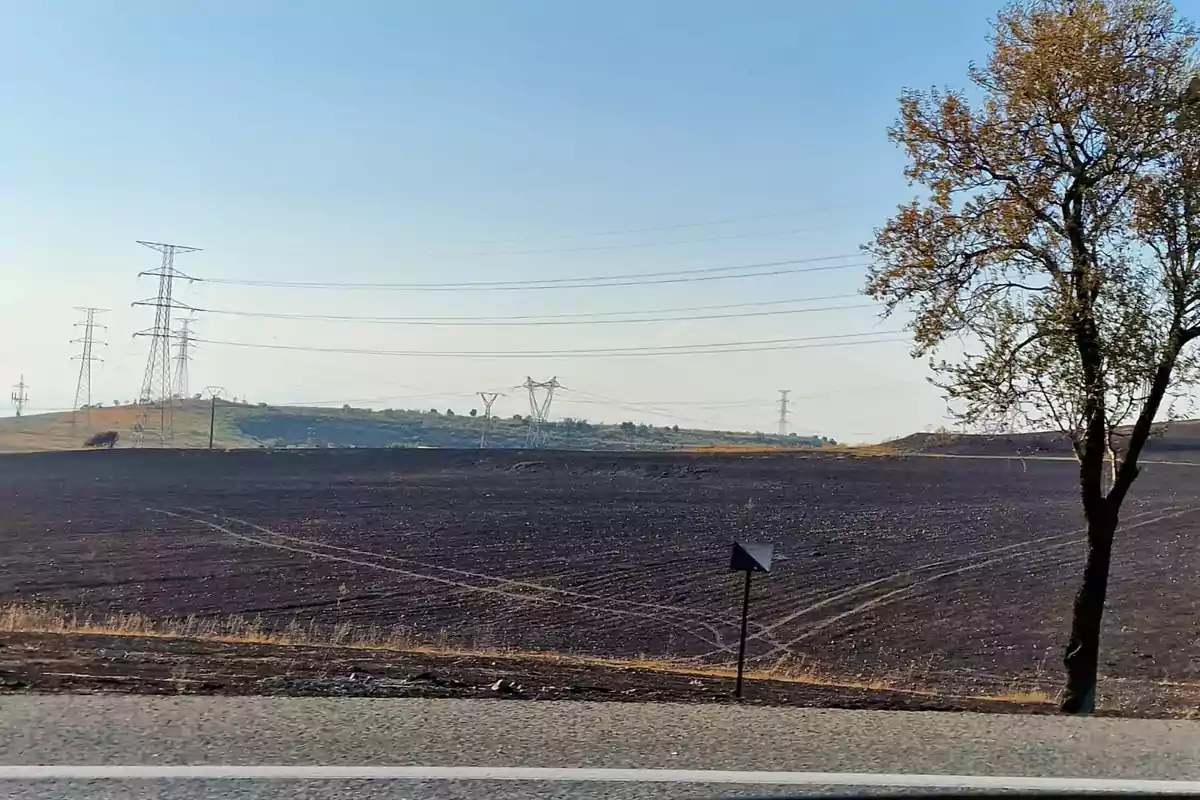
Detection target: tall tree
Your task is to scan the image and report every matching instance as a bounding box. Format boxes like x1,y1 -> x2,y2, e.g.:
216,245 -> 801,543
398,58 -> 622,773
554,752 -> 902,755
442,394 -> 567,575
865,0 -> 1200,712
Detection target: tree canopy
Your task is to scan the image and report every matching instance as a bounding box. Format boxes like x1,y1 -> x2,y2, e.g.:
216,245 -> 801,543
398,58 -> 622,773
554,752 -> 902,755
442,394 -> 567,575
865,0 -> 1200,712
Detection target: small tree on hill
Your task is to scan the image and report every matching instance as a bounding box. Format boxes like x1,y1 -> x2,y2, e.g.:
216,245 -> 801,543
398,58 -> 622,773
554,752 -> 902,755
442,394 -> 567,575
866,0 -> 1200,712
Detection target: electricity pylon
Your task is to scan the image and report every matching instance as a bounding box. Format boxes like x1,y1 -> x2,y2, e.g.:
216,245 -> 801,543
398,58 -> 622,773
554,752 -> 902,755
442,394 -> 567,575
133,240 -> 200,446
478,391 -> 503,448
519,377 -> 561,448
72,307 -> 108,427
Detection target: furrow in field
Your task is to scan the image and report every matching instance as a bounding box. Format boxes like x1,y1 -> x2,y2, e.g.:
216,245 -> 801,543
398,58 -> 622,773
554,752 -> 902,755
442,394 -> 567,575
750,503 -> 1200,660
157,508 -> 735,654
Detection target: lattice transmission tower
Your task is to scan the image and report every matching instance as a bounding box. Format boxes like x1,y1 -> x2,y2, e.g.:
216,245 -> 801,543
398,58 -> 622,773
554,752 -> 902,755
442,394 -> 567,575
10,375 -> 28,417
133,240 -> 200,446
777,389 -> 790,437
519,377 -> 561,448
172,318 -> 195,401
477,391 -> 503,448
72,307 -> 108,425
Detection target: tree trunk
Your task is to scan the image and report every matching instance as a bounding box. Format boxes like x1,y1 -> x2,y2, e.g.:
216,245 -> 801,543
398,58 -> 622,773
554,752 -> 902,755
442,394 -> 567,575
1059,509 -> 1116,714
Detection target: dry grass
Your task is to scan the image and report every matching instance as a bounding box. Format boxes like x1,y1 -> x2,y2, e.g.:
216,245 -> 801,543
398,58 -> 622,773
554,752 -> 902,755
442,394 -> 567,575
0,602 -> 1056,705
682,443 -> 899,457
979,689 -> 1055,703
0,403 -> 242,452
0,603 -> 418,651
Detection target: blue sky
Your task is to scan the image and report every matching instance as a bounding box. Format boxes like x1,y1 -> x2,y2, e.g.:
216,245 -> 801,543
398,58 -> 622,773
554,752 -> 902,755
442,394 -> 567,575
6,0 -> 1172,441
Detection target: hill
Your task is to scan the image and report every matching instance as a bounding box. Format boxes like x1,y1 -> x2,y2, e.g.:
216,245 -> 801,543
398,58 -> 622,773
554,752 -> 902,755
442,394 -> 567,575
890,422 -> 1200,461
0,399 -> 835,452
0,404 -> 230,452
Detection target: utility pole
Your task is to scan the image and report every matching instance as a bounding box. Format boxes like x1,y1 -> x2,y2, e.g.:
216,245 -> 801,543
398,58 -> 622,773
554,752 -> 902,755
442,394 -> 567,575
172,318 -> 195,401
777,389 -> 791,437
133,240 -> 200,447
10,375 -> 28,417
518,377 -> 561,448
72,307 -> 108,427
203,386 -> 224,450
477,391 -> 502,448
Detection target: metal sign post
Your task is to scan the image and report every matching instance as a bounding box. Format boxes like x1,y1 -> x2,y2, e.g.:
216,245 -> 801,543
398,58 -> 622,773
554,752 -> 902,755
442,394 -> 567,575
729,541 -> 774,699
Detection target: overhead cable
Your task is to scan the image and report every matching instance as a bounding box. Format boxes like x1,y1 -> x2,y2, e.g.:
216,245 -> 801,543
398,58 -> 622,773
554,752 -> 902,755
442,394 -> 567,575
190,331 -> 906,359
461,206 -> 843,245
193,302 -> 875,327
192,256 -> 868,291
440,225 -> 835,257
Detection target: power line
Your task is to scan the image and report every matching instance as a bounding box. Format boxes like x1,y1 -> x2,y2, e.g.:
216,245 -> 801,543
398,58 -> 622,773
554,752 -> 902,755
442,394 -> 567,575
503,294 -> 868,320
616,381 -> 925,408
559,388 -> 734,429
194,293 -> 863,322
573,397 -> 767,408
71,307 -> 108,422
561,387 -> 824,435
459,207 -> 842,246
192,301 -> 874,327
439,224 -> 834,257
281,391 -> 478,407
561,381 -> 926,414
133,240 -> 201,446
192,255 -> 867,291
190,330 -> 907,359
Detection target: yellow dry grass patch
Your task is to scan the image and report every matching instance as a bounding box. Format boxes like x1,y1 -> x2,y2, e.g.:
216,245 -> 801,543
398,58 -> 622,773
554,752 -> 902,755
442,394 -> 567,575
978,689 -> 1055,703
683,443 -> 899,457
0,402 -> 243,452
1,603 -> 1054,705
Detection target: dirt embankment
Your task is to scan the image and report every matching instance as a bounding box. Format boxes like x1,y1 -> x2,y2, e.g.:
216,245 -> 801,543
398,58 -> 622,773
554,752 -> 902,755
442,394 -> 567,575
0,630 -> 1055,714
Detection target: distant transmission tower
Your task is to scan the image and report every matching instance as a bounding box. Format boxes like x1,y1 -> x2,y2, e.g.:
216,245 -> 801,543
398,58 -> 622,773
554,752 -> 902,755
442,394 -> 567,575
777,389 -> 791,437
519,377 -> 561,448
477,391 -> 503,448
172,317 -> 195,401
10,375 -> 28,417
133,240 -> 200,446
72,307 -> 108,425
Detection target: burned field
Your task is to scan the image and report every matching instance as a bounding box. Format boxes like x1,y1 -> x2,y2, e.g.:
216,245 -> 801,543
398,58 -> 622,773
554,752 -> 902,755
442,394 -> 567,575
3,448 -> 1200,706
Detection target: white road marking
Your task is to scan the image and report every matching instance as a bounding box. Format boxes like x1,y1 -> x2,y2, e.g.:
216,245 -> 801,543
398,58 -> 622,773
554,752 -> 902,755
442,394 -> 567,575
1,766 -> 1199,791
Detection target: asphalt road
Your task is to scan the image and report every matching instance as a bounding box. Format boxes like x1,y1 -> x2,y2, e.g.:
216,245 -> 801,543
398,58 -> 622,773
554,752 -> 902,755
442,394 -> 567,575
4,698 -> 1200,799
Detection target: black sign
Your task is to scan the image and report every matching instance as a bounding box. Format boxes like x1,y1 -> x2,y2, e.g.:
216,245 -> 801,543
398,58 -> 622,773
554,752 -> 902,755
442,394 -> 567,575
729,541 -> 773,574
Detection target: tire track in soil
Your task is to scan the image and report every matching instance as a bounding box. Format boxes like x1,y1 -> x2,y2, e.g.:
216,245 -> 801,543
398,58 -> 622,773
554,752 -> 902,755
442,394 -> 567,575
194,508 -> 750,637
749,501 -> 1192,641
746,502 -> 1200,661
155,507 -> 765,656
686,503 -> 1191,660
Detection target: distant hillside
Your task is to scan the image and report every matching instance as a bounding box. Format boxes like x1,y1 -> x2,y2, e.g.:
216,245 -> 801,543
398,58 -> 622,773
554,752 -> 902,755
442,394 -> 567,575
890,422 -> 1200,461
0,399 -> 835,452
0,403 -> 236,452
